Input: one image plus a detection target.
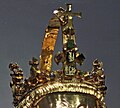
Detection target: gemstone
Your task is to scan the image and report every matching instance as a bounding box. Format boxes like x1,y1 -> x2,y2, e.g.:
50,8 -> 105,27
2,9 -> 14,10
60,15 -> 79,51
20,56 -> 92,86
67,39 -> 74,49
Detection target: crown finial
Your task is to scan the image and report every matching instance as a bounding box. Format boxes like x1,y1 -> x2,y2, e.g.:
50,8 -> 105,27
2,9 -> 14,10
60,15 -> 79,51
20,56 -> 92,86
9,4 -> 107,108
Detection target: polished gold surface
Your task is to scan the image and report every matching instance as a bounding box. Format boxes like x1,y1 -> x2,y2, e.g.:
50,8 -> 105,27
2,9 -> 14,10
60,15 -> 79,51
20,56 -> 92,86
40,16 -> 60,73
16,81 -> 106,108
9,4 -> 107,108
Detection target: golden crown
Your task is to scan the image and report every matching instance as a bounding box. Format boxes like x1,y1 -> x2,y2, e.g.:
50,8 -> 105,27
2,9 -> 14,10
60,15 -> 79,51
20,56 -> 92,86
9,4 -> 107,108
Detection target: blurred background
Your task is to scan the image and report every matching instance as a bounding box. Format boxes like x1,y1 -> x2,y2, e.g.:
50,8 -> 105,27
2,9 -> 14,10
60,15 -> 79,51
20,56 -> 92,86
0,0 -> 120,108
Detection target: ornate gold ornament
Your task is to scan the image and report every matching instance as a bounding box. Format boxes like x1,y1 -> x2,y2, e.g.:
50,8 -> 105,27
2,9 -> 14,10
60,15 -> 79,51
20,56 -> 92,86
9,4 -> 107,108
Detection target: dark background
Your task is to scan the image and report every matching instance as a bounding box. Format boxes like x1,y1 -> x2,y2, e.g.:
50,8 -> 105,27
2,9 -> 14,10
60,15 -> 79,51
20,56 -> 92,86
0,0 -> 120,108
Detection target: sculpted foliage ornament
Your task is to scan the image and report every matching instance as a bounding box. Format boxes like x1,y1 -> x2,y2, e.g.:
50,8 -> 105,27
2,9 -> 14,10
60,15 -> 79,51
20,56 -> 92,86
9,4 -> 107,108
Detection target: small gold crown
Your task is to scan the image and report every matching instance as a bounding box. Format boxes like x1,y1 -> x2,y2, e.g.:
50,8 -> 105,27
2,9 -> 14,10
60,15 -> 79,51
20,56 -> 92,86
9,4 -> 107,108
